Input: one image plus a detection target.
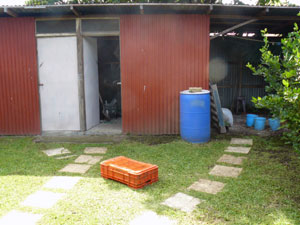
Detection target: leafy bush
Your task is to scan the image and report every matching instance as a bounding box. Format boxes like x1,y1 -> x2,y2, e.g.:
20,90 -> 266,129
247,24 -> 300,151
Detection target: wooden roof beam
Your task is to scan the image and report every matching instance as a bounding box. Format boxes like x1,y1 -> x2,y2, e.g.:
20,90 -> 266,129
257,7 -> 269,16
268,21 -> 294,34
211,15 -> 300,21
140,5 -> 144,15
207,5 -> 213,15
4,8 -> 18,17
70,6 -> 81,17
210,18 -> 258,40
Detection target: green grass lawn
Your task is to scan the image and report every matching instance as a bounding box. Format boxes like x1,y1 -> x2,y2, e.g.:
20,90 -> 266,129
0,135 -> 299,225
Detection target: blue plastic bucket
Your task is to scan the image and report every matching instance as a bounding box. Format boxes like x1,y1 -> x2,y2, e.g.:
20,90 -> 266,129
246,114 -> 258,127
268,118 -> 280,131
254,117 -> 266,130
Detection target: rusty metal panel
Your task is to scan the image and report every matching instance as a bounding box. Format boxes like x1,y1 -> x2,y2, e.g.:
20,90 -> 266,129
0,18 -> 40,135
120,15 -> 210,134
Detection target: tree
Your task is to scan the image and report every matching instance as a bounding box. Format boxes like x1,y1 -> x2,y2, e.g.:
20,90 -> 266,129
247,24 -> 300,151
257,0 -> 289,6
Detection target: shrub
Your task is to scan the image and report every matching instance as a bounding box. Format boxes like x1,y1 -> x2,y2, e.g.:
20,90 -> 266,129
247,24 -> 300,151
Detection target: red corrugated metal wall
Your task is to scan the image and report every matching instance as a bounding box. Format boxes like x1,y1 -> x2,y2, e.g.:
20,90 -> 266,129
0,18 -> 41,135
120,15 -> 210,134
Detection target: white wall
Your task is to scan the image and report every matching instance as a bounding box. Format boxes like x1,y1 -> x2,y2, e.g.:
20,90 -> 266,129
38,37 -> 80,131
83,37 -> 100,130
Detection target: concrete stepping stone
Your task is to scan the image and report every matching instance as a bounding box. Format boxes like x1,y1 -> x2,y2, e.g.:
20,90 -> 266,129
88,156 -> 102,165
74,155 -> 93,163
225,146 -> 251,154
209,165 -> 243,178
59,164 -> 91,174
130,211 -> 177,225
0,210 -> 43,225
74,155 -> 103,165
42,148 -> 71,157
217,154 -> 247,165
56,154 -> 77,160
21,191 -> 65,209
161,192 -> 202,213
84,147 -> 107,154
188,179 -> 225,195
230,138 -> 253,145
43,176 -> 81,190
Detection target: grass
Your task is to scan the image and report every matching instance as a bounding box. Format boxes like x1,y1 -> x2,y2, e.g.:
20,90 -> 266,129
0,135 -> 299,225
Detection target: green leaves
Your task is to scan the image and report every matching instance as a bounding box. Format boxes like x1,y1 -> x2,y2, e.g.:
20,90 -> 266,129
282,79 -> 289,87
248,25 -> 300,151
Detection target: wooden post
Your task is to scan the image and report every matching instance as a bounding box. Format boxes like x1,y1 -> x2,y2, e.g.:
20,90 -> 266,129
238,60 -> 243,97
4,8 -> 18,17
76,18 -> 86,131
210,84 -> 226,134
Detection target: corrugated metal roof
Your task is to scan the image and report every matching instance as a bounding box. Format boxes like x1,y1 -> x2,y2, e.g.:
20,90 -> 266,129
0,4 -> 299,18
0,4 -> 299,35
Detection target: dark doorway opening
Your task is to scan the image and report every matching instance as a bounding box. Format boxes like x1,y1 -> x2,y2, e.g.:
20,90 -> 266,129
97,36 -> 121,131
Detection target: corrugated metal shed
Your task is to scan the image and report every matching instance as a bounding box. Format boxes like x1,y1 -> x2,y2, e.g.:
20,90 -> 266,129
0,18 -> 40,135
120,14 -> 210,134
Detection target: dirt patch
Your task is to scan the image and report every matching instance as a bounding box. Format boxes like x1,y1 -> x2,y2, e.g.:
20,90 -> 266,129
228,115 -> 283,137
34,135 -> 125,144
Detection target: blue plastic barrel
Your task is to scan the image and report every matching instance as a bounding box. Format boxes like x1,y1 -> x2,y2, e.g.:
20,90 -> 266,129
254,117 -> 266,131
268,118 -> 280,131
246,114 -> 258,127
180,90 -> 210,143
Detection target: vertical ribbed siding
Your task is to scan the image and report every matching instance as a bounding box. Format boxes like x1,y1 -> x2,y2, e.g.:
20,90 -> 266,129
0,18 -> 40,135
120,15 -> 210,134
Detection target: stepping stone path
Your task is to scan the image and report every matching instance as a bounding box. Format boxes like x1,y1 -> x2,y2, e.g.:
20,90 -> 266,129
56,154 -> 77,160
230,138 -> 253,145
159,138 -> 252,214
0,146 -> 108,225
84,147 -> 107,154
21,191 -> 66,209
43,176 -> 81,190
75,155 -> 103,165
58,146 -> 107,174
225,146 -> 251,154
188,179 -> 225,195
209,165 -> 243,178
130,211 -> 177,225
161,192 -> 202,213
0,210 -> 43,225
4,139 -> 254,223
42,148 -> 71,156
59,163 -> 91,174
217,154 -> 247,165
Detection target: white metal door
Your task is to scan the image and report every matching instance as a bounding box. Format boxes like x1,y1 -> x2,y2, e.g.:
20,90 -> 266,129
83,37 -> 100,130
37,37 -> 80,131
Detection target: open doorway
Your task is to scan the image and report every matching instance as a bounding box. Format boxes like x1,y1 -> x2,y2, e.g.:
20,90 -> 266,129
98,36 -> 121,122
83,36 -> 122,135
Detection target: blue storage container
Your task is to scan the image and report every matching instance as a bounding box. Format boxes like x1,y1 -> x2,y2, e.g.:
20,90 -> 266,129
180,90 -> 210,143
254,117 -> 266,131
269,118 -> 280,131
246,114 -> 258,127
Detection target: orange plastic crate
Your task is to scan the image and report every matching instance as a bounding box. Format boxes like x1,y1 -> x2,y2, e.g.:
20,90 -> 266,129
100,156 -> 158,189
